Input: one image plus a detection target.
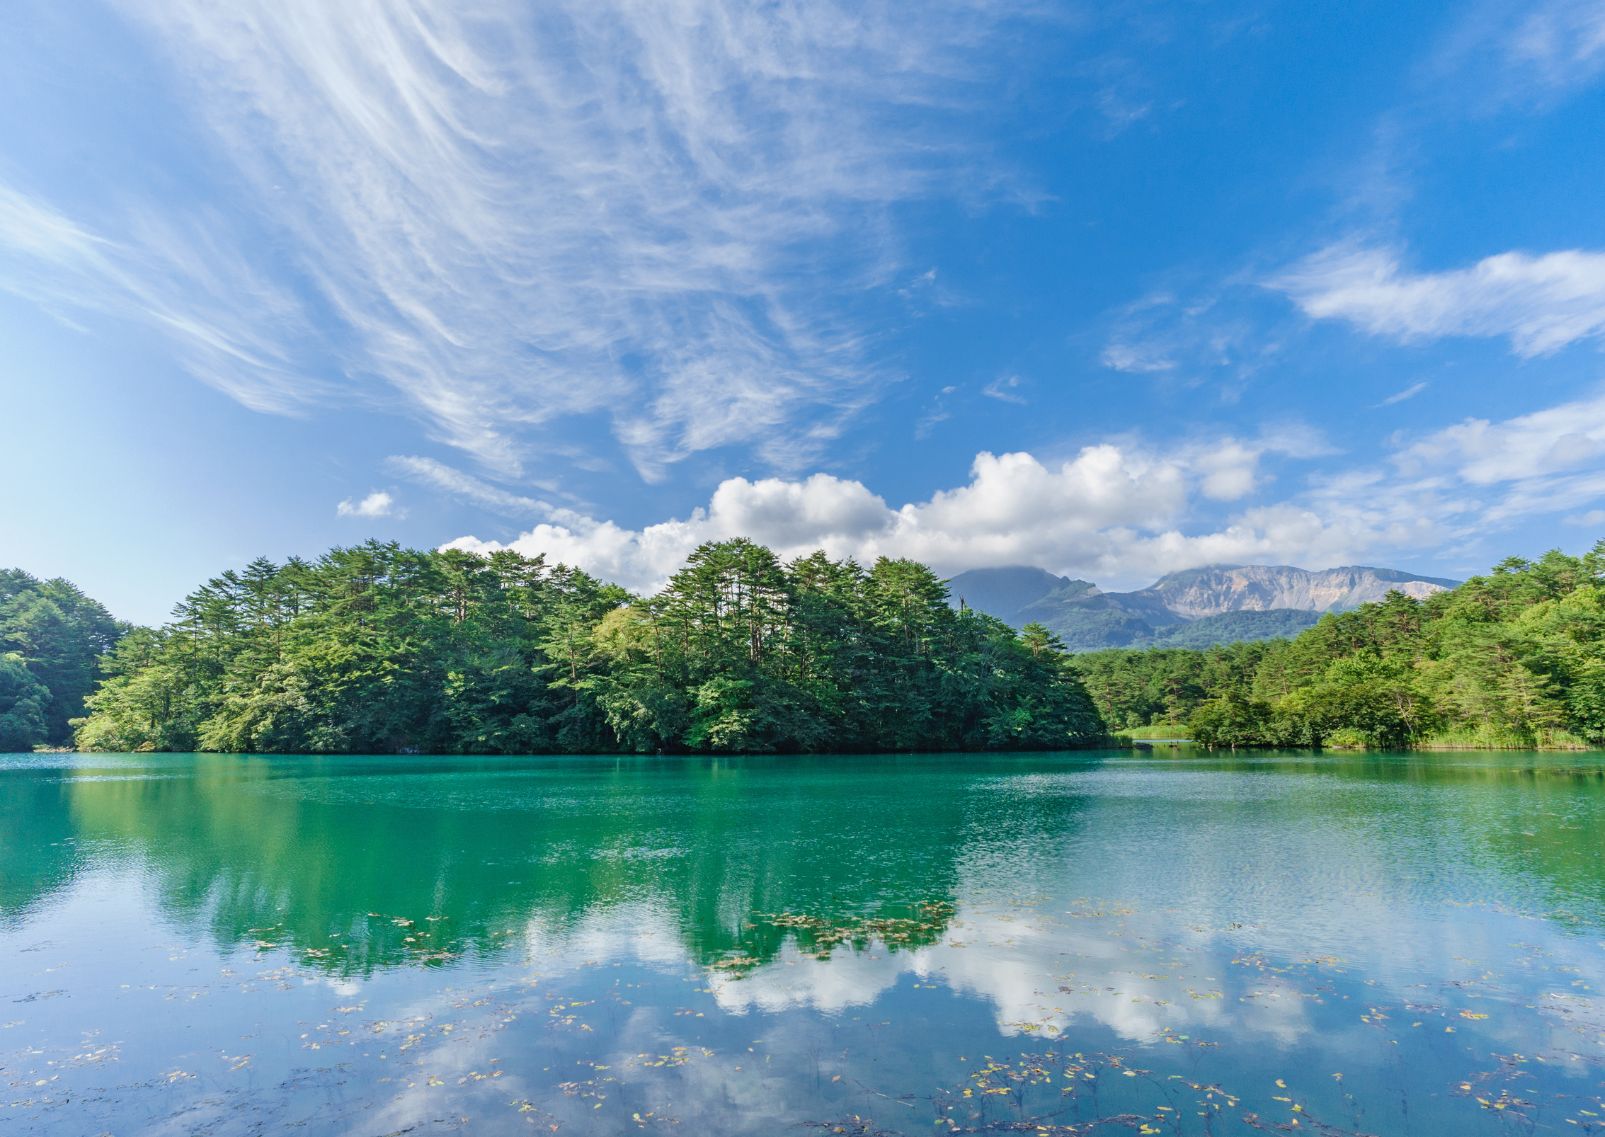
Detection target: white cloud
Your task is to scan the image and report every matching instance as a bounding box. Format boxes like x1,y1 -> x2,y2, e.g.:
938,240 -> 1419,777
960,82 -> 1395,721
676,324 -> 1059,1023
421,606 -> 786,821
335,490 -> 396,519
1393,389 -> 1605,484
386,455 -> 547,516
0,181 -> 323,414
1377,380 -> 1428,407
981,373 -> 1027,403
1435,0 -> 1605,105
445,430 -> 1354,592
1099,340 -> 1175,374
446,394 -> 1605,590
1509,0 -> 1605,91
83,0 -> 1040,479
1098,286 -> 1286,398
1274,243 -> 1605,356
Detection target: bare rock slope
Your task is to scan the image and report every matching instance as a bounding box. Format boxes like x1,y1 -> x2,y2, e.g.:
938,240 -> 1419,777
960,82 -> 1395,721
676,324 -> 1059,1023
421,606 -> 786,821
1145,564 -> 1459,619
947,563 -> 1459,651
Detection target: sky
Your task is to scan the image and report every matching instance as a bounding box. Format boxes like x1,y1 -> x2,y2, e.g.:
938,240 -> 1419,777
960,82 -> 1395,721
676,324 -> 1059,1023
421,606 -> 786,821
4,0 -> 1605,625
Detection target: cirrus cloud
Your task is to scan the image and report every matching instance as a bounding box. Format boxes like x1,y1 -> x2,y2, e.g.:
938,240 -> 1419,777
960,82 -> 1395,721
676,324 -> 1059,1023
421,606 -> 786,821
92,0 -> 1049,481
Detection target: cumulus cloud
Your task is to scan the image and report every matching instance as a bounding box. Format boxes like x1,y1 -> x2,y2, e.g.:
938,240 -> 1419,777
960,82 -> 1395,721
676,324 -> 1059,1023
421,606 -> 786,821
78,0 -> 1043,479
1393,389 -> 1605,484
444,393 -> 1605,590
445,430 -> 1353,592
1274,243 -> 1605,356
335,490 -> 397,519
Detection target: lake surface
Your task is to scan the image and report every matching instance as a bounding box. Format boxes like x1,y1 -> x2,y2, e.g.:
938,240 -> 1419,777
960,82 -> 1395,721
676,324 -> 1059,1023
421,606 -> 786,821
2,750 -> 1603,1136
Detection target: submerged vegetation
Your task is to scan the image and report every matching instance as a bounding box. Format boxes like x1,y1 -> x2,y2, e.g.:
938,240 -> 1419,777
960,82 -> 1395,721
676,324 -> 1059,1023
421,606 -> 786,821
1074,544 -> 1605,750
73,540 -> 1103,754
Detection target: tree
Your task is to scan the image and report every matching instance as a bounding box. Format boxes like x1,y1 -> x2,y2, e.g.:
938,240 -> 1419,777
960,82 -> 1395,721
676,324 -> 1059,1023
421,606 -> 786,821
74,540 -> 1114,755
0,571 -> 125,744
0,654 -> 49,751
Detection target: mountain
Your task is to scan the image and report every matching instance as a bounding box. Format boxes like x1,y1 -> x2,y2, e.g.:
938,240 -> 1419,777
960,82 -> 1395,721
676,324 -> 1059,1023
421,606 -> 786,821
948,566 -> 1096,618
1143,564 -> 1461,618
947,563 -> 1460,651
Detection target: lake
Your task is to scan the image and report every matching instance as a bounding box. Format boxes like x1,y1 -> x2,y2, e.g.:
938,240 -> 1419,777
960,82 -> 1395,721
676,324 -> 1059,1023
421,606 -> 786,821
2,750 -> 1602,1136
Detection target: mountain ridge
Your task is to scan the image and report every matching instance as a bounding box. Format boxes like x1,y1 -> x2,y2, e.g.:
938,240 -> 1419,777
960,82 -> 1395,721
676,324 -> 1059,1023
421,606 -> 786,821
948,562 -> 1460,651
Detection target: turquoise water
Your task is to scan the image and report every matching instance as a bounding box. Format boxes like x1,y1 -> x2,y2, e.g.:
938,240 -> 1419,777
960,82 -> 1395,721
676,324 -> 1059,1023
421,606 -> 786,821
2,750 -> 1602,1135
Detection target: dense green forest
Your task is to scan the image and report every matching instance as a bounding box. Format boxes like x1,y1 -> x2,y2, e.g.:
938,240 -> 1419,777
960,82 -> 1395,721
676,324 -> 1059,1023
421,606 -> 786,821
10,541 -> 1605,756
73,540 -> 1104,754
0,569 -> 125,750
1142,608 -> 1320,651
1071,545 -> 1605,750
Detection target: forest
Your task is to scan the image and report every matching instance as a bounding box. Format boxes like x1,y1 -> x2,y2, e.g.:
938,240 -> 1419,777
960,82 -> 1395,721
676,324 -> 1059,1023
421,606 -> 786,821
70,540 -> 1103,754
1072,545 -> 1605,750
5,540 -> 1603,755
0,569 -> 126,750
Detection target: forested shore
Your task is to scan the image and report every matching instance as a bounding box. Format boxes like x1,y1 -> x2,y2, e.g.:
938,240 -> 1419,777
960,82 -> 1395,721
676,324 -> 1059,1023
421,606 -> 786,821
1072,545 -> 1605,750
72,540 -> 1104,754
3,540 -> 1603,755
0,569 -> 125,750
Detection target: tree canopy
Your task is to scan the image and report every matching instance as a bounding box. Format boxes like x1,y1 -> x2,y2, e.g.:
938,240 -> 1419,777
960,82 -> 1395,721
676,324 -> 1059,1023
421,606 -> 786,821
74,540 -> 1106,754
0,568 -> 126,749
36,540 -> 1605,755
1072,544 -> 1605,750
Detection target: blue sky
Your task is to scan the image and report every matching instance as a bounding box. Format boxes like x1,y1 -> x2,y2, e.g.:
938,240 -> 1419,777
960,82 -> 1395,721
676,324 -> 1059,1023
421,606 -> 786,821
4,0 -> 1605,624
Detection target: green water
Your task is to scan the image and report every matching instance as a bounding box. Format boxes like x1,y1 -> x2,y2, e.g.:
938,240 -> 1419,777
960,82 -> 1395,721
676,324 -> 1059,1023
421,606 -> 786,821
1,751 -> 1602,1135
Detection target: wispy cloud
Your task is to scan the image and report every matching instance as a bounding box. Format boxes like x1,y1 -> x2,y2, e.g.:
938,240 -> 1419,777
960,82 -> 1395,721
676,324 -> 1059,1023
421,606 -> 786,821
913,384 -> 959,440
1274,243 -> 1605,356
385,455 -> 547,517
1509,0 -> 1605,93
0,180 -> 323,414
981,373 -> 1027,404
1433,0 -> 1605,107
91,0 -> 1040,480
1098,285 -> 1288,400
1377,381 -> 1428,407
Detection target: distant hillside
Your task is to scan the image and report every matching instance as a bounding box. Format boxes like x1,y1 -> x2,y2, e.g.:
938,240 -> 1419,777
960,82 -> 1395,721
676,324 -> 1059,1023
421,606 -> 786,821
947,563 -> 1458,651
1148,608 -> 1320,649
948,566 -> 1096,618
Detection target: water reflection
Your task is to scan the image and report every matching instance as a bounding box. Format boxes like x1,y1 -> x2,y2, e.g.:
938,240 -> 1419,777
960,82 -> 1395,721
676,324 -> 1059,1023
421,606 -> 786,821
1,750 -> 1603,1136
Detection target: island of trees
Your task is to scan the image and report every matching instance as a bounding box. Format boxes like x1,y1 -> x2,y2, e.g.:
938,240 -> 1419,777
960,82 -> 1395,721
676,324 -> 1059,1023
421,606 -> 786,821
2,540 -> 1601,755
72,540 -> 1104,754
